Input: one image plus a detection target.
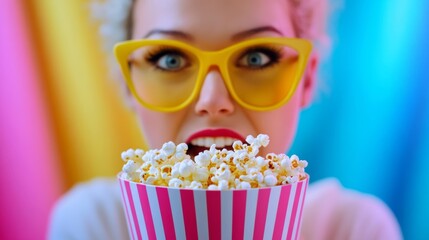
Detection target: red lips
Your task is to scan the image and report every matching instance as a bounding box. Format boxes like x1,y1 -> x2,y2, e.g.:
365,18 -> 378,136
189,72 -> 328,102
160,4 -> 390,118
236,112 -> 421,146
185,128 -> 245,143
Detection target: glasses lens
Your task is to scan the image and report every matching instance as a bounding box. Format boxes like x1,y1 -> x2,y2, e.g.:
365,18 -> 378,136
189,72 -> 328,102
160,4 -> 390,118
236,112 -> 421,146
228,43 -> 300,108
127,44 -> 199,109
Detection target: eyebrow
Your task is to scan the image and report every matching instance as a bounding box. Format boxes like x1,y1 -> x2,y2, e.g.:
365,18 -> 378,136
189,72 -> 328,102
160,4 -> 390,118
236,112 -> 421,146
143,29 -> 194,41
143,26 -> 283,41
231,26 -> 284,40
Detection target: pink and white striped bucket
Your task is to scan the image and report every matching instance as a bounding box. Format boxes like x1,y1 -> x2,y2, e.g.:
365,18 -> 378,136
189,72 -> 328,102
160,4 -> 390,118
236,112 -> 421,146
118,175 -> 309,240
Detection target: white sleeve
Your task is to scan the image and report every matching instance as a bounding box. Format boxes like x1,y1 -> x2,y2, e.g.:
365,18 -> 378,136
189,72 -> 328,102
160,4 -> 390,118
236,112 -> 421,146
301,178 -> 402,240
48,178 -> 130,240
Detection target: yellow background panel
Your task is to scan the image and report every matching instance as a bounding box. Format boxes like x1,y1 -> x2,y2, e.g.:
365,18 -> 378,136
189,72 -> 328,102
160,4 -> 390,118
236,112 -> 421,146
30,0 -> 145,189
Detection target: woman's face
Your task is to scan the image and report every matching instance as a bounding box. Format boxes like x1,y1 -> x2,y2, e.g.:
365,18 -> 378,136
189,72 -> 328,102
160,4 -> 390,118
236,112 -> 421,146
130,0 -> 317,156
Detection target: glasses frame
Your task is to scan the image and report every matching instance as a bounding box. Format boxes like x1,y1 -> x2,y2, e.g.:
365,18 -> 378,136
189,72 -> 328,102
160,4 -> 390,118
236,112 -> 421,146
114,37 -> 312,112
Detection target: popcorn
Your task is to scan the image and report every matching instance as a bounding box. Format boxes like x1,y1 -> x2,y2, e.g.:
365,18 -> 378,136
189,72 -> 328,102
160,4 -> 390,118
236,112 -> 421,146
235,180 -> 251,189
120,134 -> 308,189
263,174 -> 278,187
160,165 -> 173,179
134,149 -> 145,159
123,160 -> 139,173
161,141 -> 176,157
178,159 -> 195,178
218,180 -> 229,190
193,166 -> 209,182
195,151 -> 211,167
121,149 -> 136,161
169,178 -> 184,188
212,163 -> 231,182
189,181 -> 203,189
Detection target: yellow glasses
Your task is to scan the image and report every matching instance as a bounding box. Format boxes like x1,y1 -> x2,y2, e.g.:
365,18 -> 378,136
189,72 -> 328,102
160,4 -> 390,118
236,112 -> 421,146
114,37 -> 312,112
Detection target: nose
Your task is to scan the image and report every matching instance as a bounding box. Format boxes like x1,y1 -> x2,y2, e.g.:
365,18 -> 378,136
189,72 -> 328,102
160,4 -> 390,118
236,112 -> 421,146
194,67 -> 235,117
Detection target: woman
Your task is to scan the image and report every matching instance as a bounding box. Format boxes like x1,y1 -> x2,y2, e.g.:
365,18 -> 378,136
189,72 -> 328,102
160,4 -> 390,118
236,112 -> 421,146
49,0 -> 402,239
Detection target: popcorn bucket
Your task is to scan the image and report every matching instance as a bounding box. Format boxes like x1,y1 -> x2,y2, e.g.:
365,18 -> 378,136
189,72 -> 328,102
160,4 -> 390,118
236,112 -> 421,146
118,175 -> 309,240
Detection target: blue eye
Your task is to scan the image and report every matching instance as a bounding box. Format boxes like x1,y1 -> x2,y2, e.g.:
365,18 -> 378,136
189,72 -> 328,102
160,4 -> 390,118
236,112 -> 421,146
245,52 -> 270,67
145,47 -> 189,71
237,47 -> 280,69
157,54 -> 186,70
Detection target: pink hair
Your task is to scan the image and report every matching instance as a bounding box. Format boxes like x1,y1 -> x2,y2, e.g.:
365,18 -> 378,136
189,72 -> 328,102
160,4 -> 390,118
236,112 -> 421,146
91,0 -> 332,54
290,0 -> 331,52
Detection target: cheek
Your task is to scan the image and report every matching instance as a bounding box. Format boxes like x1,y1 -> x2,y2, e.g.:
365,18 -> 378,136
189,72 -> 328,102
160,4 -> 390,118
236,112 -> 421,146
250,84 -> 303,155
135,106 -> 186,148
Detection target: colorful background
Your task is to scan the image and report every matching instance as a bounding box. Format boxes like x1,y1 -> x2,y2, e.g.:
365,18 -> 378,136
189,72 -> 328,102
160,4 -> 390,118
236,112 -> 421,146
0,0 -> 428,239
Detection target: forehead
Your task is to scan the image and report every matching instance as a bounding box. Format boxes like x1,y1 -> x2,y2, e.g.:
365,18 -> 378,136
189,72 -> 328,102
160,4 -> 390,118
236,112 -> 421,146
132,0 -> 294,48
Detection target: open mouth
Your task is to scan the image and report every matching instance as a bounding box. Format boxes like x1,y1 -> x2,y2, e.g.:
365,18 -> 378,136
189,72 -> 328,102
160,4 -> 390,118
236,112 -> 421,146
187,137 -> 237,157
185,129 -> 245,158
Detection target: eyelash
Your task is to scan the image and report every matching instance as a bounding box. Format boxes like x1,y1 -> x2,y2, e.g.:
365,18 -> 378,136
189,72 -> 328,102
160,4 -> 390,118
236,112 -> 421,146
145,47 -> 187,70
239,46 -> 283,68
142,46 -> 283,71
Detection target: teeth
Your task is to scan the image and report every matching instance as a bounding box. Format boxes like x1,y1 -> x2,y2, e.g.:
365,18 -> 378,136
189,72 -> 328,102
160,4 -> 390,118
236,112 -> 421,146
225,137 -> 234,146
190,137 -> 238,148
215,137 -> 225,147
205,137 -> 214,147
196,138 -> 205,146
